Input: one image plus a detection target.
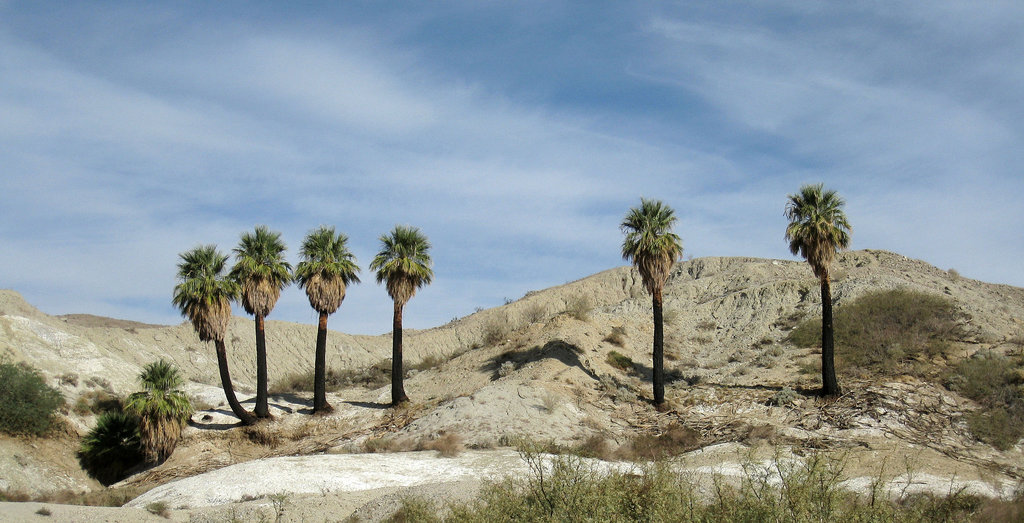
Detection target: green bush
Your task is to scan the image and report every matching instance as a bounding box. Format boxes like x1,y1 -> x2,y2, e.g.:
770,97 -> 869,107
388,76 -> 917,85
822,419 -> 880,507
606,351 -> 634,371
947,352 -> 1024,450
391,450 -> 997,522
77,411 -> 144,485
0,360 -> 64,436
788,288 -> 962,374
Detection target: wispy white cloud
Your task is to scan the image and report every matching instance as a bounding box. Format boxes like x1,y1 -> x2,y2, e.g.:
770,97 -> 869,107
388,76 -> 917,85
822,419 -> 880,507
1,2 -> 1022,334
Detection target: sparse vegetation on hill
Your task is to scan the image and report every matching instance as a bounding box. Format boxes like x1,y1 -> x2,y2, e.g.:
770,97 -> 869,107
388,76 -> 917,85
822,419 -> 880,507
788,288 -> 963,375
0,359 -> 63,436
947,351 -> 1024,450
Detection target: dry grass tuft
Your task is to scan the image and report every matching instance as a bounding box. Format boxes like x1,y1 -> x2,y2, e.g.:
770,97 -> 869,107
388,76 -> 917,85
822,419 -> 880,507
422,433 -> 464,457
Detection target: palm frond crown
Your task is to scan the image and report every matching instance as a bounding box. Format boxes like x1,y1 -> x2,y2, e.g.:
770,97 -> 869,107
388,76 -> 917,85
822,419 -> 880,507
370,225 -> 433,306
229,225 -> 292,317
171,245 -> 238,342
125,360 -> 193,423
294,226 -> 361,314
621,199 -> 684,295
784,184 -> 852,280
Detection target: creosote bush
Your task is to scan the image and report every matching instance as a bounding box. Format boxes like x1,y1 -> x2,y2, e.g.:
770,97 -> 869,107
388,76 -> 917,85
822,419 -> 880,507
603,326 -> 627,347
482,317 -> 511,346
564,295 -> 592,321
0,360 -> 64,436
789,288 -> 962,374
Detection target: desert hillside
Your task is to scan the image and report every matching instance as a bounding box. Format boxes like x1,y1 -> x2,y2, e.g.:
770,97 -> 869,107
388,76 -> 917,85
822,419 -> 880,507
2,249 -> 1023,521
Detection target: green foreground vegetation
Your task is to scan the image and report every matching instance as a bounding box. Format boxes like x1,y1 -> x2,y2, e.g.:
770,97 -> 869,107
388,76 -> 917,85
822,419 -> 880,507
387,450 -> 1024,523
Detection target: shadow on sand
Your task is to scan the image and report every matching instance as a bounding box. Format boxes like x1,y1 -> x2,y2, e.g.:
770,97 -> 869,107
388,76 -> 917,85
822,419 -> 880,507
481,339 -> 599,381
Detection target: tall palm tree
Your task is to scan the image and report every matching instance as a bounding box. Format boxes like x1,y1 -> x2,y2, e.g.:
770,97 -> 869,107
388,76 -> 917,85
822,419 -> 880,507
785,183 -> 852,397
125,359 -> 193,464
294,226 -> 361,414
621,199 -> 683,408
370,225 -> 433,406
230,226 -> 292,419
172,245 -> 256,425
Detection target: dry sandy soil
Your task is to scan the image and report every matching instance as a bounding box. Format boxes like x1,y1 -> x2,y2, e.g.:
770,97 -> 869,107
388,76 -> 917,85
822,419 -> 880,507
1,250 -> 1023,521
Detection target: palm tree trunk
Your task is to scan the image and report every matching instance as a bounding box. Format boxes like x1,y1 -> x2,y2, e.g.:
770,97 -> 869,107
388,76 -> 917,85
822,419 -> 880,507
313,312 -> 333,413
214,339 -> 256,425
652,287 -> 666,407
391,301 -> 409,406
254,314 -> 271,418
820,276 -> 841,396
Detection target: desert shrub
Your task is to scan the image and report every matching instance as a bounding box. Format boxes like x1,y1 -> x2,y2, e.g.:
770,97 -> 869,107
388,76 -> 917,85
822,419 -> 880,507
614,387 -> 636,404
242,424 -> 281,448
692,335 -> 713,345
422,433 -> 463,457
482,317 -> 510,346
752,352 -> 777,368
620,424 -> 701,460
84,376 -> 113,391
564,295 -> 592,321
271,361 -> 396,394
696,320 -> 717,331
72,388 -> 123,416
146,501 -> 170,518
603,326 -> 627,347
391,447 -> 1013,522
59,372 -> 80,387
770,387 -> 799,406
387,496 -> 442,523
606,350 -> 634,372
788,288 -> 962,374
947,352 -> 1024,450
78,411 -> 144,485
497,361 -> 515,378
0,360 -> 64,436
523,302 -> 548,324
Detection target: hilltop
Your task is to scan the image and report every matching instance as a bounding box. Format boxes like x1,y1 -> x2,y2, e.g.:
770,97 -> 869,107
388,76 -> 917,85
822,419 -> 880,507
1,250 -> 1022,521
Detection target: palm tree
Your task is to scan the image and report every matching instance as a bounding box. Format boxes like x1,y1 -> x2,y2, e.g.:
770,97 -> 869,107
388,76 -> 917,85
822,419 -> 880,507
621,199 -> 683,408
172,245 -> 256,425
125,359 -> 193,463
370,225 -> 433,406
294,226 -> 361,413
785,183 -> 852,397
230,226 -> 292,419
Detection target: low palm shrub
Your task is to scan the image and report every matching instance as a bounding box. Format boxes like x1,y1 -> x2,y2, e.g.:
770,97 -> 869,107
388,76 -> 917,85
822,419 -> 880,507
77,411 -> 144,485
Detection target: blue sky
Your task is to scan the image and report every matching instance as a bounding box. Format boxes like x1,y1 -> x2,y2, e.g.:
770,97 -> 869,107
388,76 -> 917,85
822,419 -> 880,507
2,1 -> 1022,335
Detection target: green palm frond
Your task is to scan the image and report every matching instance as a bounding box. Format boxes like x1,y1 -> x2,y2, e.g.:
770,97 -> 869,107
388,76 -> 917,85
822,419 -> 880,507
172,245 -> 238,342
784,183 -> 852,280
125,359 -> 193,423
621,199 -> 683,295
295,226 -> 362,314
229,225 -> 292,316
370,225 -> 433,305
125,359 -> 193,463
